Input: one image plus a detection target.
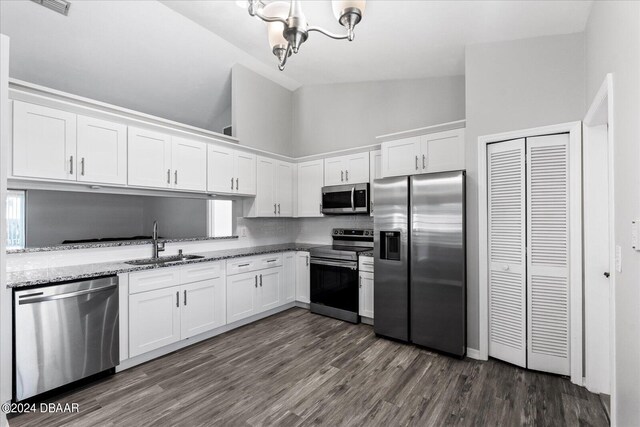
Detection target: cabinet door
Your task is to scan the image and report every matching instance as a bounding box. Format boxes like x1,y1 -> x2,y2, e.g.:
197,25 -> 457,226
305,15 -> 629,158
226,271 -> 259,323
345,152 -> 370,184
127,127 -> 172,189
258,267 -> 281,312
180,278 -> 226,339
76,115 -> 127,185
369,150 -> 382,216
129,286 -> 181,357
12,101 -> 77,181
381,136 -> 420,178
324,156 -> 345,186
282,252 -> 296,303
359,272 -> 374,318
254,156 -> 277,217
421,129 -> 465,173
207,144 -> 235,194
276,161 -> 294,217
235,151 -> 257,196
171,136 -> 207,191
295,252 -> 310,304
297,160 -> 324,217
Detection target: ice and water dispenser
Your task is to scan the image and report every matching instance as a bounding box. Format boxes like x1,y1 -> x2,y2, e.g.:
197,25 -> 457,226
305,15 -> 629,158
379,231 -> 401,261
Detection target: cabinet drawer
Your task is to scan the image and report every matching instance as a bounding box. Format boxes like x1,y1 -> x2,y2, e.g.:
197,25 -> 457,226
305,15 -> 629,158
181,261 -> 223,284
129,268 -> 180,294
359,256 -> 374,273
257,253 -> 282,269
226,256 -> 258,276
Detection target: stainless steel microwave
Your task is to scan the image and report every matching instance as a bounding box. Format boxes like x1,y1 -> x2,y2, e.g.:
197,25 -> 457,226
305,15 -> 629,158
321,183 -> 370,215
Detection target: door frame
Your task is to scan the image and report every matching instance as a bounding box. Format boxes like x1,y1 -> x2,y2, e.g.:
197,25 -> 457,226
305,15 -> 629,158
477,120 -> 583,386
583,74 -> 616,419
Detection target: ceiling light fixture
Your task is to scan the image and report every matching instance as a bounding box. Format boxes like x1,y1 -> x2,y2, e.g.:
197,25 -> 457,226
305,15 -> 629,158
247,0 -> 366,71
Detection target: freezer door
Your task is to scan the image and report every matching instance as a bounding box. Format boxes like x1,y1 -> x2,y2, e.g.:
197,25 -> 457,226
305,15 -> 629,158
410,171 -> 466,356
373,176 -> 409,341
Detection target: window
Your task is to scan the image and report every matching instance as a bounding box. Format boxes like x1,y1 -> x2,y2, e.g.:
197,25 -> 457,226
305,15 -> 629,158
6,190 -> 26,250
208,200 -> 234,237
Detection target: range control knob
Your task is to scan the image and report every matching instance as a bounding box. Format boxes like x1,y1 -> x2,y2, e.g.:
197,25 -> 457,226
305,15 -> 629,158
339,230 -> 344,235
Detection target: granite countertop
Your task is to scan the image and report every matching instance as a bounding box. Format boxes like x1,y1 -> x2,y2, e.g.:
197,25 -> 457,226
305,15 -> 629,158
8,243 -> 320,288
6,236 -> 239,254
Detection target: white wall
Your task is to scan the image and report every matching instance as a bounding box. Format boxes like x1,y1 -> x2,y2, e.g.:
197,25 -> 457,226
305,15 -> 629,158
292,76 -> 465,157
464,33 -> 586,350
585,2 -> 640,424
232,64 -> 293,156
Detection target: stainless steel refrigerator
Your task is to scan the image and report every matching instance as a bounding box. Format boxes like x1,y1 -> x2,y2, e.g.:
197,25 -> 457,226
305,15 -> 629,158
373,171 -> 466,357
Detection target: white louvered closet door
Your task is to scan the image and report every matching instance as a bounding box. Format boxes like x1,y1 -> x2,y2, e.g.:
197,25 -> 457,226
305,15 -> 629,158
487,139 -> 527,368
526,134 -> 570,375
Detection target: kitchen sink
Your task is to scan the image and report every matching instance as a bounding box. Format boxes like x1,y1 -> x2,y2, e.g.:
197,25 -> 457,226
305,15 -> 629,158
125,254 -> 204,266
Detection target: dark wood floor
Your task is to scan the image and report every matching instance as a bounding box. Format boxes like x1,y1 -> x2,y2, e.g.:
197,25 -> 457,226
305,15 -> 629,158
9,308 -> 609,426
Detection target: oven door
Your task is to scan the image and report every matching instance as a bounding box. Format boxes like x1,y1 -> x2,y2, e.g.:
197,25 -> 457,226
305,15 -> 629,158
321,184 -> 369,215
310,257 -> 359,323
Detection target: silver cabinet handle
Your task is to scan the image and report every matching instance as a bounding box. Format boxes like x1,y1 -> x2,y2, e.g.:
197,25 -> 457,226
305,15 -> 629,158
274,203 -> 277,214
176,291 -> 179,308
351,187 -> 355,211
167,169 -> 171,184
81,157 -> 85,176
422,154 -> 426,169
184,290 -> 187,306
359,275 -> 362,288
278,203 -> 281,214
371,201 -> 374,213
346,170 -> 349,181
231,177 -> 234,190
236,178 -> 239,191
255,275 -> 258,288
341,170 -> 344,182
259,274 -> 263,287
69,155 -> 74,174
267,259 -> 277,263
238,263 -> 250,267
415,155 -> 418,170
174,170 -> 178,185
319,203 -> 322,214
306,256 -> 309,267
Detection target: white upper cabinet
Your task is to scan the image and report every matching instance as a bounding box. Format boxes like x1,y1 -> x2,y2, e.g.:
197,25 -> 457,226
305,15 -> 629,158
276,160 -> 294,216
420,128 -> 465,173
245,156 -> 293,217
13,101 -> 77,181
235,151 -> 257,196
297,159 -> 324,217
171,136 -> 207,192
324,152 -> 370,185
381,128 -> 465,178
76,115 -> 127,185
381,136 -> 421,178
127,127 -> 172,189
369,150 -> 382,216
207,145 -> 256,196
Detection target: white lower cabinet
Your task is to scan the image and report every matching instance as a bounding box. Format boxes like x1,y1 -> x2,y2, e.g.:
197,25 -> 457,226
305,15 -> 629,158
282,252 -> 296,303
129,262 -> 226,357
359,272 -> 374,319
129,286 -> 181,357
295,251 -> 310,304
181,278 -> 226,339
226,271 -> 260,323
258,268 -> 281,312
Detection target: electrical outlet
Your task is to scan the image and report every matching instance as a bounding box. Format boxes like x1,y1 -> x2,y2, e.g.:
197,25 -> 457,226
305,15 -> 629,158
615,245 -> 622,273
240,226 -> 247,237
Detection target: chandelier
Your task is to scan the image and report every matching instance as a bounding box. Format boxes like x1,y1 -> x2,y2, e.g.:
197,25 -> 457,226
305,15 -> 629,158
247,0 -> 366,70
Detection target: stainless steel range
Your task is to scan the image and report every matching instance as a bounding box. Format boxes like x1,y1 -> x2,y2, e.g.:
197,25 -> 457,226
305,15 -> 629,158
310,228 -> 373,323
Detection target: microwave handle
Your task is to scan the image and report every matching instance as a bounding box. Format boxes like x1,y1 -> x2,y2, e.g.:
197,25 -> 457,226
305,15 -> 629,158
351,187 -> 355,211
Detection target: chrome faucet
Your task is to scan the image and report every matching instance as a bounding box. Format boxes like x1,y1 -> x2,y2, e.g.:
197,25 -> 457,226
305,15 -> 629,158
152,220 -> 165,258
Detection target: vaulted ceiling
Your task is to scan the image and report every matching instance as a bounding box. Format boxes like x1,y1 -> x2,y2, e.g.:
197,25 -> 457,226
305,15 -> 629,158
0,0 -> 592,131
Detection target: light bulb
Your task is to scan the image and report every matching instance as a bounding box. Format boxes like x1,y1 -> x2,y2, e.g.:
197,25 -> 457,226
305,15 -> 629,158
331,0 -> 366,22
263,1 -> 290,51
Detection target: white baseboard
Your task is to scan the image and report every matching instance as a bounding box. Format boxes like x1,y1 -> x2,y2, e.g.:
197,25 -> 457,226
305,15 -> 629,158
117,302 -> 296,372
466,347 -> 484,360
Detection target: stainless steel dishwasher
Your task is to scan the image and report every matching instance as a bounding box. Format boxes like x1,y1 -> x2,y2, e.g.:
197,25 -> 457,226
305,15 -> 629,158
14,276 -> 119,401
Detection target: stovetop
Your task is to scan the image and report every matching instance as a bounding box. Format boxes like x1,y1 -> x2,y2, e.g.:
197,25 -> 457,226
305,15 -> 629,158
309,228 -> 373,261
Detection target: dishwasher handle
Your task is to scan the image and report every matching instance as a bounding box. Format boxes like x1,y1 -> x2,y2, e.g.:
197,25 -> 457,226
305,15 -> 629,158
18,284 -> 117,305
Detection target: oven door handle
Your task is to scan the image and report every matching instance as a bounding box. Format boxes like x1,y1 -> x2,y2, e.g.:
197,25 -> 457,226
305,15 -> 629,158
310,258 -> 358,270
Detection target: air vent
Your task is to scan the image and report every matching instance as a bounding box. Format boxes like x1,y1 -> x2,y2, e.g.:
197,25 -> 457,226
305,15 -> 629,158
31,0 -> 71,16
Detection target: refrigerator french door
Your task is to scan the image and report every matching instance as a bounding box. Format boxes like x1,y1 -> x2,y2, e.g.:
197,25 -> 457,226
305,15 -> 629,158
374,171 -> 466,357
